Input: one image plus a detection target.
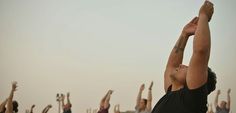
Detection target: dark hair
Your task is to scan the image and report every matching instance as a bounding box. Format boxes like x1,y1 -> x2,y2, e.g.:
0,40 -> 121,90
0,107 -> 6,113
142,99 -> 147,105
12,100 -> 18,112
207,67 -> 217,95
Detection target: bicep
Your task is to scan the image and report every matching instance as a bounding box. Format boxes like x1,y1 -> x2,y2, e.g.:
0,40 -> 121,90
187,53 -> 208,89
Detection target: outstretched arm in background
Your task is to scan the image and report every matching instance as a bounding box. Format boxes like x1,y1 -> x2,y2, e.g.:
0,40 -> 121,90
146,82 -> 153,112
100,91 -> 110,108
5,81 -> 17,113
61,94 -> 65,109
226,89 -> 231,110
136,84 -> 144,108
30,104 -> 35,113
214,90 -> 220,108
104,90 -> 113,109
207,103 -> 213,113
0,98 -> 8,112
42,105 -> 52,113
67,92 -> 71,105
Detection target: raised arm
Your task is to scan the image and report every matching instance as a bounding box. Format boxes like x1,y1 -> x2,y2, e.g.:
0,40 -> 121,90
164,17 -> 198,92
209,103 -> 213,113
87,108 -> 92,113
207,103 -> 213,113
117,104 -> 120,112
5,81 -> 17,113
0,98 -> 8,112
93,109 -> 98,113
42,105 -> 52,113
30,104 -> 35,113
214,90 -> 220,108
114,104 -> 120,113
104,90 -> 113,109
100,91 -> 110,108
146,82 -> 153,112
187,0 -> 214,89
86,109 -> 89,113
136,84 -> 144,108
226,89 -> 231,110
67,92 -> 71,104
114,104 -> 118,113
61,94 -> 65,108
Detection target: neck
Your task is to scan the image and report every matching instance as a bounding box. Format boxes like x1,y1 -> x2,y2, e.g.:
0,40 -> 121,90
171,81 -> 184,91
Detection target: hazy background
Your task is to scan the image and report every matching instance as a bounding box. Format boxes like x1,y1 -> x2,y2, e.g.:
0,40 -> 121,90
0,0 -> 235,113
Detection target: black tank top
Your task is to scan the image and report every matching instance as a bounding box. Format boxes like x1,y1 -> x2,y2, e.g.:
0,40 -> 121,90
151,84 -> 208,113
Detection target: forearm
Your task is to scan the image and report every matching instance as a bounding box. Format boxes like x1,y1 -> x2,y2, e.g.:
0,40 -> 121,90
62,100 -> 65,107
101,92 -> 109,104
30,109 -> 33,113
42,107 -> 47,113
44,108 -> 49,113
227,93 -> 231,109
209,104 -> 213,112
42,107 -> 50,113
167,33 -> 189,68
104,94 -> 111,107
227,93 -> 230,103
0,99 -> 8,111
114,105 -> 117,113
136,90 -> 142,106
147,89 -> 152,101
117,105 -> 120,111
6,90 -> 14,113
30,108 -> 34,113
67,97 -> 71,104
146,89 -> 152,111
193,15 -> 210,56
214,95 -> 219,107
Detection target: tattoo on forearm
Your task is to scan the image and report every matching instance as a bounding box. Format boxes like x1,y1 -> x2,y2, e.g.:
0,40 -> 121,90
174,35 -> 185,53
174,46 -> 184,53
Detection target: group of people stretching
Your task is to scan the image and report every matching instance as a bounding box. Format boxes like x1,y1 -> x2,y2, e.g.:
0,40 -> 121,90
0,0 -> 232,113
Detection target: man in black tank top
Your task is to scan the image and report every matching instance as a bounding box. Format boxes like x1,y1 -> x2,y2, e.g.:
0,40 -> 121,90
152,1 -> 217,113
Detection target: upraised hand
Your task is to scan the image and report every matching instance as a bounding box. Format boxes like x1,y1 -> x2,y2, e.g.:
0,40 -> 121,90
149,81 -> 153,90
108,90 -> 114,95
199,0 -> 214,21
31,104 -> 35,109
182,17 -> 199,37
47,104 -> 52,108
12,81 -> 17,91
227,89 -> 231,94
140,84 -> 145,92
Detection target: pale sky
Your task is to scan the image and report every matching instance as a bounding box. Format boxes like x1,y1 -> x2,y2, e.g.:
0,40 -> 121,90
0,0 -> 235,113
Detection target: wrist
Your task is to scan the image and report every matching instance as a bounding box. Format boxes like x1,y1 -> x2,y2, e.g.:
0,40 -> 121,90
199,14 -> 210,21
181,31 -> 190,38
